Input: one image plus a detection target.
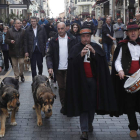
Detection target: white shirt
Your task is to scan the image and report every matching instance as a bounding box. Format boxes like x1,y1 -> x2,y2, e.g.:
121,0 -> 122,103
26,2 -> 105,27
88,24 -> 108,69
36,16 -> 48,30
58,34 -> 68,70
33,26 -> 37,45
115,42 -> 140,72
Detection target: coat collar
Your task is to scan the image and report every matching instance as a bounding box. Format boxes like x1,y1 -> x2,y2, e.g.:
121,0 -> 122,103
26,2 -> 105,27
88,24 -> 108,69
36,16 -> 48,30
53,32 -> 74,42
29,23 -> 41,31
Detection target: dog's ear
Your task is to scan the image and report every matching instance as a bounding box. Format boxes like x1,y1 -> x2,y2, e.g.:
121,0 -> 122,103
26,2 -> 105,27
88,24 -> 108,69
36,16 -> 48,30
2,92 -> 7,99
39,92 -> 43,100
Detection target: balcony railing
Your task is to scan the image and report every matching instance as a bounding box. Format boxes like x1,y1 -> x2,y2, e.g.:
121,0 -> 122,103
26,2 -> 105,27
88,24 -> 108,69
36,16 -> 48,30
77,0 -> 92,5
78,0 -> 91,1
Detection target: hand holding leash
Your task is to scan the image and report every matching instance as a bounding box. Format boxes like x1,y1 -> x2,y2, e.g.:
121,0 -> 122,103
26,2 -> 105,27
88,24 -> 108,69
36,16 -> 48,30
48,69 -> 53,76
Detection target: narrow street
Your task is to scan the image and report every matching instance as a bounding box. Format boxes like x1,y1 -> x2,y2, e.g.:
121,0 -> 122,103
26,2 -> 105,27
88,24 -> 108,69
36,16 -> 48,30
0,36 -> 140,140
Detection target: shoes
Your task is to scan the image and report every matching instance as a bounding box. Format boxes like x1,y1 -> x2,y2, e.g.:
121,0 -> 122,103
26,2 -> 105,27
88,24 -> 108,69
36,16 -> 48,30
130,130 -> 137,138
53,82 -> 57,88
21,75 -> 25,82
60,107 -> 64,113
80,132 -> 88,140
88,123 -> 93,132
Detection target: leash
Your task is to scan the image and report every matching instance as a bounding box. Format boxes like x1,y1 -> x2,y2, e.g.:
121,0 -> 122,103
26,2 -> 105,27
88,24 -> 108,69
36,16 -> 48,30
46,75 -> 53,82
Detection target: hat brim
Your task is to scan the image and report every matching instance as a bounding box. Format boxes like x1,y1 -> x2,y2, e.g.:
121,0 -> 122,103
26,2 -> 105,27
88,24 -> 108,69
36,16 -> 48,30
124,27 -> 140,31
80,32 -> 92,35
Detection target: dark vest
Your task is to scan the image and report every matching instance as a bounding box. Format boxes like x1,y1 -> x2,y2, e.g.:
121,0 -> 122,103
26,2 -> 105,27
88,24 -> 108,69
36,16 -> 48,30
33,32 -> 40,52
121,43 -> 140,74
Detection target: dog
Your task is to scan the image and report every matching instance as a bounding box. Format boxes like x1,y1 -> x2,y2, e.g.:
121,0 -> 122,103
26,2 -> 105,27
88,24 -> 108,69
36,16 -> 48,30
0,77 -> 20,137
32,75 -> 56,126
24,56 -> 30,71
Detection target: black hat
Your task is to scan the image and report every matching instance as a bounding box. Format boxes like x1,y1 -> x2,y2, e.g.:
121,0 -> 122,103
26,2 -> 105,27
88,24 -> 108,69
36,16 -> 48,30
124,21 -> 140,31
80,26 -> 92,35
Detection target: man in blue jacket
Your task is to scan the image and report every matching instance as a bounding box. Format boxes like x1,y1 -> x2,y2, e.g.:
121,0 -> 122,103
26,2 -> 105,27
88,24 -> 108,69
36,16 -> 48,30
38,17 -> 48,26
74,16 -> 81,27
92,16 -> 98,36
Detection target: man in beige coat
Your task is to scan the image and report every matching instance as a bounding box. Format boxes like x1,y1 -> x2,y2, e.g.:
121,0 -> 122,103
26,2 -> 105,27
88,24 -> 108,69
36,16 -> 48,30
97,17 -> 103,37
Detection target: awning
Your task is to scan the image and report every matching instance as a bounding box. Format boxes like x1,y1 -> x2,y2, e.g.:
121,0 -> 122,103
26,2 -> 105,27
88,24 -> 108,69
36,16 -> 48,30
96,0 -> 109,5
92,3 -> 96,8
0,4 -> 8,9
82,12 -> 90,16
9,4 -> 27,10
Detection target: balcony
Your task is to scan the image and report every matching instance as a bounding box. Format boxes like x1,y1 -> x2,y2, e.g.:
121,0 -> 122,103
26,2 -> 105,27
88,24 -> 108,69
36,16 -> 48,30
76,0 -> 93,5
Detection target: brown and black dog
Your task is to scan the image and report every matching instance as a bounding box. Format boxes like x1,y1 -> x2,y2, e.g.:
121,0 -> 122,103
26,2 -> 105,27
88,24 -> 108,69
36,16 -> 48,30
32,75 -> 56,126
0,77 -> 20,137
24,56 -> 30,71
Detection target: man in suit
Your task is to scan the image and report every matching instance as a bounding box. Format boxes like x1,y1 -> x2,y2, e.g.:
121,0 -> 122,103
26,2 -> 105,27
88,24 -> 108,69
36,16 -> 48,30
24,16 -> 47,82
102,17 -> 116,65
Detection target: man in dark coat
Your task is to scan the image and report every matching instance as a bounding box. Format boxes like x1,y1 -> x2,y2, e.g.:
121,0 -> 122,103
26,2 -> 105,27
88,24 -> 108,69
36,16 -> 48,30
73,16 -> 81,27
24,16 -> 47,81
102,17 -> 115,65
64,26 -> 117,140
83,16 -> 95,34
5,19 -> 25,82
44,19 -> 57,38
46,22 -> 77,113
112,22 -> 140,138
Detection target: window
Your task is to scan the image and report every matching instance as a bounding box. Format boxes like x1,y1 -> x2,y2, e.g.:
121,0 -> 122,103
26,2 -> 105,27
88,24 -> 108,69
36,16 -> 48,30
81,0 -> 86,1
75,0 -> 77,4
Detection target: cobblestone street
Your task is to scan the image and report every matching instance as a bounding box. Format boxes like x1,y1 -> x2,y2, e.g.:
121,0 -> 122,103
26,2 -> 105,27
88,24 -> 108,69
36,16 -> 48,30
0,37 -> 140,140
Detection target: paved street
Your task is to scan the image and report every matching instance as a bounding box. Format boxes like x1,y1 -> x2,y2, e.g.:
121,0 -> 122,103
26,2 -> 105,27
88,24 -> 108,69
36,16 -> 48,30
0,36 -> 140,140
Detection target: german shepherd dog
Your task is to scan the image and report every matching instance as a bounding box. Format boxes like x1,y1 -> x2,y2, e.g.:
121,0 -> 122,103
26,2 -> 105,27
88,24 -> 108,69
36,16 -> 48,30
32,75 -> 56,126
0,77 -> 20,137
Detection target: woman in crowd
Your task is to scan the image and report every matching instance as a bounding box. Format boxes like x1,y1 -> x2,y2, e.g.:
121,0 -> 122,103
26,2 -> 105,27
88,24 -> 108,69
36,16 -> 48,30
70,23 -> 81,42
1,26 -> 12,71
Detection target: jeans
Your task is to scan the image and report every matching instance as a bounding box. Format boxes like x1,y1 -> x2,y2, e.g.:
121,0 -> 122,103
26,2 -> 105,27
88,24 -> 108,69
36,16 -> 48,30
98,28 -> 102,37
80,78 -> 96,132
2,50 -> 12,69
103,43 -> 112,62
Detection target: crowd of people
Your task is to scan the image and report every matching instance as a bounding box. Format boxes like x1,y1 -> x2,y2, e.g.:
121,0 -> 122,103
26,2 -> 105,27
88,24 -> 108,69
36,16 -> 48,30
0,13 -> 140,140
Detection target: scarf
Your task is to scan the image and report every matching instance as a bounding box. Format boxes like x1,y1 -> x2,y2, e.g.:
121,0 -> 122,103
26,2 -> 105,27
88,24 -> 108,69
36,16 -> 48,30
118,36 -> 140,47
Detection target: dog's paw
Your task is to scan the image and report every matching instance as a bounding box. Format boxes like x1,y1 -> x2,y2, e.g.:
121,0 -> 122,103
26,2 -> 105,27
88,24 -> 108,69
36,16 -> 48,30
0,131 -> 5,137
10,122 -> 17,126
37,120 -> 42,126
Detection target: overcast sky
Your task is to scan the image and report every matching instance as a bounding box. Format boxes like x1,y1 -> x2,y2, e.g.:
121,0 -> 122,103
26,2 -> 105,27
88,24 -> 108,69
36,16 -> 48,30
49,0 -> 65,18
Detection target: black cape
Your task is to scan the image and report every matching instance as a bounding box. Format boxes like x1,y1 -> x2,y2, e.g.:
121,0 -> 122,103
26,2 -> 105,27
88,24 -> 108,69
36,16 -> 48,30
63,42 -> 117,117
111,37 -> 140,116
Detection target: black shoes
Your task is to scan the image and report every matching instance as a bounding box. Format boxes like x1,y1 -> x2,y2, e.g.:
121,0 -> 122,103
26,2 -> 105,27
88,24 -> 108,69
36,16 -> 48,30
21,75 -> 25,82
80,132 -> 88,140
60,107 -> 64,113
88,123 -> 93,132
